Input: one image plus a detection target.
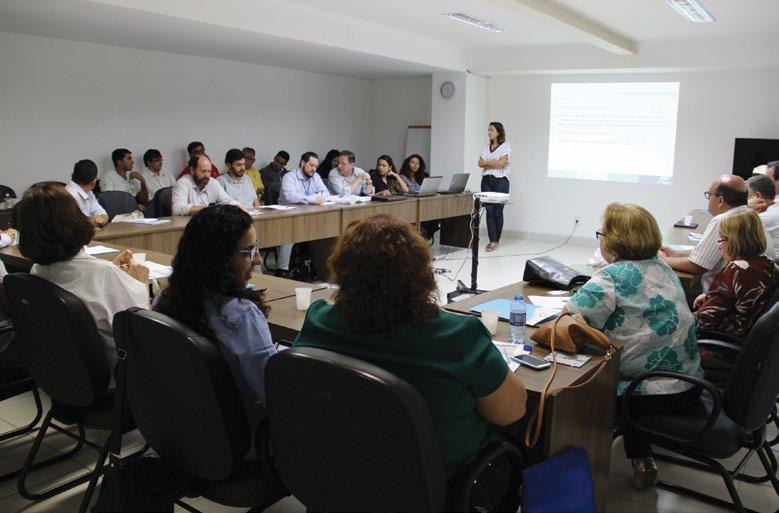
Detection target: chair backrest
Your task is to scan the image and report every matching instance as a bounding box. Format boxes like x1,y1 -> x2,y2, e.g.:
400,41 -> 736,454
723,301 -> 779,430
113,309 -> 249,480
29,181 -> 66,189
153,187 -> 173,217
0,185 -> 16,199
265,347 -> 448,512
4,274 -> 110,408
96,191 -> 137,220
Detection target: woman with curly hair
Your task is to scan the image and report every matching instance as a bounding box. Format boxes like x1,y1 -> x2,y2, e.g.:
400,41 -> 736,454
155,205 -> 274,429
566,203 -> 703,490
294,214 -> 526,480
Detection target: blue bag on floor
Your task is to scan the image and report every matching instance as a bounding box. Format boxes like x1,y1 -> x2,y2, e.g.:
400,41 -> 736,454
521,446 -> 596,513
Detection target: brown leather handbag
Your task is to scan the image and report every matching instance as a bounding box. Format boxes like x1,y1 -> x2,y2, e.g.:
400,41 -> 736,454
523,312 -> 619,447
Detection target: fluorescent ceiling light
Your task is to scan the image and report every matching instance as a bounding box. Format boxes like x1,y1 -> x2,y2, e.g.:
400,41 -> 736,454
664,0 -> 715,23
444,13 -> 510,33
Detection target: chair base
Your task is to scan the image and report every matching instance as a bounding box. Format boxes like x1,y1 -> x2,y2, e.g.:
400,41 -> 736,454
17,408 -> 108,513
652,443 -> 779,513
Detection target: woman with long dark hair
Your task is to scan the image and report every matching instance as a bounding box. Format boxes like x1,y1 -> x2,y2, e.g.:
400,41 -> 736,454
369,154 -> 408,196
478,122 -> 511,252
155,205 -> 274,429
317,148 -> 340,181
398,154 -> 428,193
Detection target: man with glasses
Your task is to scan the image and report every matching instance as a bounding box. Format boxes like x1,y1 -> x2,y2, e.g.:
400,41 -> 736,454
660,174 -> 773,292
140,149 -> 176,200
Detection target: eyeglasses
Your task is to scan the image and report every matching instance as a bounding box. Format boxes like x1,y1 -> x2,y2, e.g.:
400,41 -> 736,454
595,230 -> 606,239
236,240 -> 260,260
716,238 -> 728,244
704,191 -> 723,200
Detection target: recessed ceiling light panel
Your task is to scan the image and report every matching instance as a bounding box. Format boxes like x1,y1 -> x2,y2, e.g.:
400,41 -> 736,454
664,0 -> 715,23
444,13 -> 510,33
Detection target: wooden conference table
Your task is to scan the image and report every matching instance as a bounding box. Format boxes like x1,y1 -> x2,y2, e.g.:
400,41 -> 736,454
664,209 -> 713,298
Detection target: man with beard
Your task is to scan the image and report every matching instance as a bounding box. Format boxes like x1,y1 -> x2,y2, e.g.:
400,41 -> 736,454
218,148 -> 259,209
172,154 -> 238,216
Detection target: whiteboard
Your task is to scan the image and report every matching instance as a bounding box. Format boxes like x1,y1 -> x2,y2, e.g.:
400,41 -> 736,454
404,125 -> 431,165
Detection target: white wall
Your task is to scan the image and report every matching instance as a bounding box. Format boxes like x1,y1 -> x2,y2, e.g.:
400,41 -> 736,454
369,77 -> 431,169
0,30 -> 378,195
487,70 -> 779,242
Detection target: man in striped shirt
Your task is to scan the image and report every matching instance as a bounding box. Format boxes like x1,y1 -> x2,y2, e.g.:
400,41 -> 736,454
660,174 -> 773,292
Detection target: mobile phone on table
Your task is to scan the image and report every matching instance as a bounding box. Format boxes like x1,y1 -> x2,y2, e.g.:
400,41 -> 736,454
511,354 -> 552,370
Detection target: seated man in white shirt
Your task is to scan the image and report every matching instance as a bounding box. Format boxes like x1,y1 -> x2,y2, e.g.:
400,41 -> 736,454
276,152 -> 328,275
746,174 -> 779,261
140,149 -> 176,201
661,174 -> 774,292
100,148 -> 149,211
328,150 -> 374,197
65,159 -> 109,227
762,160 -> 779,201
217,149 -> 260,209
172,154 -> 240,216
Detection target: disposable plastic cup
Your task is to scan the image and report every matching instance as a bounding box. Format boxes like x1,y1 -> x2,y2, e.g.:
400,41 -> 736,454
295,287 -> 313,311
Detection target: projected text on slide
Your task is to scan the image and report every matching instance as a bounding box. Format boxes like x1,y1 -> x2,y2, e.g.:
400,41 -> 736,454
547,82 -> 680,184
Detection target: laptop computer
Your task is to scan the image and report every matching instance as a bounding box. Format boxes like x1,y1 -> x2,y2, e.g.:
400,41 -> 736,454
437,173 -> 469,194
404,176 -> 443,197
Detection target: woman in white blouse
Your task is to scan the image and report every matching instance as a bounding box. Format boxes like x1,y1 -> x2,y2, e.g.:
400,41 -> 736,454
478,122 -> 511,252
17,184 -> 150,373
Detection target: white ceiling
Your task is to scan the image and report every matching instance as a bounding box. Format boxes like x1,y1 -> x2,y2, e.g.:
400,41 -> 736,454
0,0 -> 777,78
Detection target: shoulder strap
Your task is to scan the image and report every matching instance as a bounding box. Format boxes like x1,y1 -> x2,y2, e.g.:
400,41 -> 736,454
524,313 -> 616,448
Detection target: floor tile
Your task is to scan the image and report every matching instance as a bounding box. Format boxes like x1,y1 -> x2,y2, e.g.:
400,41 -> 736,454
0,391 -> 49,429
736,478 -> 779,512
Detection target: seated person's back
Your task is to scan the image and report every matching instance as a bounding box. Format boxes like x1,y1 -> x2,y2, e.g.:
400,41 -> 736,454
16,184 -> 150,370
293,214 -> 526,478
694,209 -> 777,339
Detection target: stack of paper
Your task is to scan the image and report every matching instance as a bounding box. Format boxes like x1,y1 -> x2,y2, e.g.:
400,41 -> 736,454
84,245 -> 119,256
261,205 -> 296,211
144,261 -> 173,280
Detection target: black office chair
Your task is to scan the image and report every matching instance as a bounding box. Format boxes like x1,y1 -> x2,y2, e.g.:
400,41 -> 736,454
29,181 -> 66,189
0,185 -> 16,201
153,186 -> 173,217
112,308 -> 288,511
96,191 -> 138,220
265,347 -> 524,512
622,301 -> 779,513
4,274 -> 136,513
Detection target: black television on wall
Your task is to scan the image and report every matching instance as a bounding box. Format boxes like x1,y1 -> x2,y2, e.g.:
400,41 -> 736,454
732,138 -> 779,179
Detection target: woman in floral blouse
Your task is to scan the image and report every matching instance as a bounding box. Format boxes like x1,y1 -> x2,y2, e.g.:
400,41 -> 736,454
693,209 -> 776,363
566,203 -> 703,490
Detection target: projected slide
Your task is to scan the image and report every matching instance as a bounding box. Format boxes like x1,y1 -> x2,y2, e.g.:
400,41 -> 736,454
548,82 -> 680,184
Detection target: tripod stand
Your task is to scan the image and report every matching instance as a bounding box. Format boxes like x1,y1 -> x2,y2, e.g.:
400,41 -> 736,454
446,196 -> 489,303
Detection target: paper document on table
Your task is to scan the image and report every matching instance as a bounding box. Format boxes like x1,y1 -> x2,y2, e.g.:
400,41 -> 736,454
528,296 -> 569,310
544,353 -> 592,368
84,245 -> 119,256
527,307 -> 561,327
114,218 -> 171,225
688,232 -> 703,242
493,341 -> 531,372
261,205 -> 296,211
327,195 -> 371,204
144,261 -> 172,280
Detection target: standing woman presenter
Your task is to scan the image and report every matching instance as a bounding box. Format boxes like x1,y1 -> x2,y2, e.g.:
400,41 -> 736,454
479,122 -> 511,252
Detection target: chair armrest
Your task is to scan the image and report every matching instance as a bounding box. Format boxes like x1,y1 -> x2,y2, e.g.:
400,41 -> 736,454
622,371 -> 722,447
695,329 -> 744,346
697,338 -> 742,353
446,440 -> 524,513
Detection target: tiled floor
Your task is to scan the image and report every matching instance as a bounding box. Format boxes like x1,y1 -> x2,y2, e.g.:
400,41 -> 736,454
1,234 -> 777,512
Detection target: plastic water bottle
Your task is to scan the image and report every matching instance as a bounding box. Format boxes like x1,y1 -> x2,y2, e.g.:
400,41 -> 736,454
509,293 -> 526,344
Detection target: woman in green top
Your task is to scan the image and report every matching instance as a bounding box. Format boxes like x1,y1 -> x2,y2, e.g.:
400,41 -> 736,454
294,213 -> 526,479
566,203 -> 703,490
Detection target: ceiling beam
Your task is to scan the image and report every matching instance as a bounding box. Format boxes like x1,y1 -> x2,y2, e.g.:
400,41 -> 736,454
485,0 -> 636,55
